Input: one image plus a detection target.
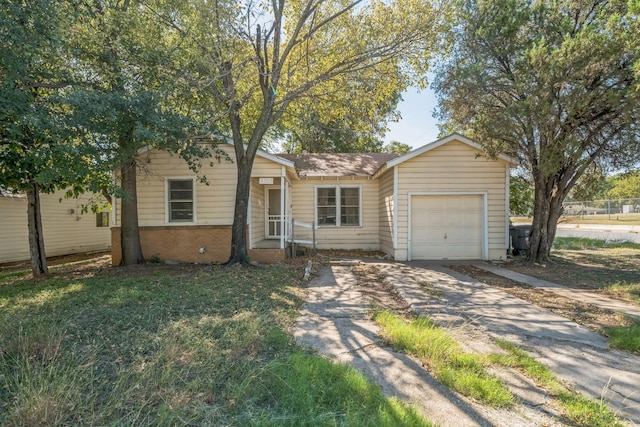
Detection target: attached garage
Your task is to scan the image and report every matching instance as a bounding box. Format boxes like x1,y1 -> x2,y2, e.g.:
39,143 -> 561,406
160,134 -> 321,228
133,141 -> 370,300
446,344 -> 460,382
378,133 -> 517,262
409,193 -> 486,260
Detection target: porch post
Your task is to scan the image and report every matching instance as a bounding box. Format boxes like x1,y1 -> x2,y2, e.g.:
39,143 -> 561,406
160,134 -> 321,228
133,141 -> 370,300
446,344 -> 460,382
280,167 -> 285,249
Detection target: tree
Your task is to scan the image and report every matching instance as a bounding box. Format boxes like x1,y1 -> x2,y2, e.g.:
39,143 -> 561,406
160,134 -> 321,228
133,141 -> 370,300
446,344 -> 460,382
607,171 -> 640,200
384,140 -> 412,154
167,0 -> 447,264
509,173 -> 534,217
67,0 -> 218,265
279,75 -> 403,153
0,0 -> 96,276
435,0 -> 640,263
568,165 -> 611,202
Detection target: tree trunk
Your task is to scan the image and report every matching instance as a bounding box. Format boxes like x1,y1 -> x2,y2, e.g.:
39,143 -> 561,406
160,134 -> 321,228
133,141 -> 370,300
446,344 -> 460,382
527,178 -> 566,264
26,181 -> 48,277
227,155 -> 253,265
120,157 -> 145,265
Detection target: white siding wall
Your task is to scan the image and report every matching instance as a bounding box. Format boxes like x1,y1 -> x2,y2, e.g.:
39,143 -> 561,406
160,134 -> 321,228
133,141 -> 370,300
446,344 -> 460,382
378,169 -> 394,255
290,177 -> 379,250
0,197 -> 29,263
395,140 -> 509,261
0,190 -> 111,263
115,145 -> 285,227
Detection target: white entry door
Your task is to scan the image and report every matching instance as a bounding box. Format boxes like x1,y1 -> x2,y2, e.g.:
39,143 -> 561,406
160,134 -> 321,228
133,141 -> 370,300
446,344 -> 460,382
410,195 -> 484,260
266,188 -> 282,238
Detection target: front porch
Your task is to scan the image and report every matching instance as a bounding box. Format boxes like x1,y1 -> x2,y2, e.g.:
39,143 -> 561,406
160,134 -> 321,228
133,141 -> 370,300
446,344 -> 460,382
249,176 -> 291,251
248,175 -> 316,261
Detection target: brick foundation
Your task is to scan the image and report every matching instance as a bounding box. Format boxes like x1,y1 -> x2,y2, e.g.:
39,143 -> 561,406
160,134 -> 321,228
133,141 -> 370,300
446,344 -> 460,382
111,225 -> 285,265
247,248 -> 286,264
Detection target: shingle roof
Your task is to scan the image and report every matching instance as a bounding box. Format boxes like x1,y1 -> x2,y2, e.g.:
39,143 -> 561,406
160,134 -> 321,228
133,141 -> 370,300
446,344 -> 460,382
278,153 -> 400,177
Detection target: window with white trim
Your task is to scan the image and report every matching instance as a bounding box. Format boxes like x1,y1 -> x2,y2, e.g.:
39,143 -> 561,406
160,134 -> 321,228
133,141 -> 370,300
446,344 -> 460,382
95,212 -> 109,227
316,186 -> 360,227
168,179 -> 194,222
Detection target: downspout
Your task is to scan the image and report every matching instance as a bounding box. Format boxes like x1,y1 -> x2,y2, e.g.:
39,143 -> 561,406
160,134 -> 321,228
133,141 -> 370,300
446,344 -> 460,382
505,165 -> 510,257
393,166 -> 398,250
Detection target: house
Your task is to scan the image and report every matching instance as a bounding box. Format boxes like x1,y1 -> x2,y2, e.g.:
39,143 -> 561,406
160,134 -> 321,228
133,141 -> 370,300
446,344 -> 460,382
110,133 -> 517,265
0,189 -> 112,264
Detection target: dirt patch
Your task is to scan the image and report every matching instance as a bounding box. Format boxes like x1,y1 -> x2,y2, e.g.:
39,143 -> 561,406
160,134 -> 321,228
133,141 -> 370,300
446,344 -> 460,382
0,253 -> 114,285
0,251 -> 111,272
449,265 -> 634,331
1,251 -> 314,288
505,246 -> 640,303
351,263 -> 412,314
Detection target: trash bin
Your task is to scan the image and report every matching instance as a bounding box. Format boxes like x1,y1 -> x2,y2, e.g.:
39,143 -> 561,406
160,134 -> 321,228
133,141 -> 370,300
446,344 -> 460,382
509,224 -> 532,256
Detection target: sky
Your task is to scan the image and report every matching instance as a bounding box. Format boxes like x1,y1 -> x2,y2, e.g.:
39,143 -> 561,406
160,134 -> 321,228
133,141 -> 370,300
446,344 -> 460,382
383,86 -> 441,150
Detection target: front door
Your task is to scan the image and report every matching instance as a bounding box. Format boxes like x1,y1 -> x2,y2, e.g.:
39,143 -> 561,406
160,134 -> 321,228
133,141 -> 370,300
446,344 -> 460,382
266,188 -> 282,238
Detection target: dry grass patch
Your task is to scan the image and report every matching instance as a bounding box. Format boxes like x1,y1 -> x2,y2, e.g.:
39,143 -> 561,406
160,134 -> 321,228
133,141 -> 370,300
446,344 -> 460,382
506,238 -> 640,306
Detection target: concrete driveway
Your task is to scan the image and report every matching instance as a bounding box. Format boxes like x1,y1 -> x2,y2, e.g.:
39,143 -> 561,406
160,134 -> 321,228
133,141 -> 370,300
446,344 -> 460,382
398,262 -> 640,424
294,260 -> 640,426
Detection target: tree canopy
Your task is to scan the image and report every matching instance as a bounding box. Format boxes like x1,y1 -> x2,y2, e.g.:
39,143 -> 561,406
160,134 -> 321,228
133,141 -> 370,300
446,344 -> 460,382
64,0 -> 222,265
1,0 -> 224,269
435,0 -> 640,263
0,0 -> 104,275
162,0 -> 449,264
607,170 -> 640,200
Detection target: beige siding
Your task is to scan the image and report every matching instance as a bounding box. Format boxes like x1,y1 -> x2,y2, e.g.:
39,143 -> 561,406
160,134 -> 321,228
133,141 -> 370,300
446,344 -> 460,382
290,177 -> 379,250
378,168 -> 394,255
0,190 -> 111,263
0,197 -> 29,263
114,146 -> 290,234
116,146 -> 239,226
250,178 -> 265,247
252,156 -> 285,178
395,140 -> 509,261
286,169 -> 297,184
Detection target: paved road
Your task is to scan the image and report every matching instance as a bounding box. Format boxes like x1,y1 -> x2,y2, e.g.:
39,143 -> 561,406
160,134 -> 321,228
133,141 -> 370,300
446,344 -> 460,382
513,222 -> 640,243
555,227 -> 640,243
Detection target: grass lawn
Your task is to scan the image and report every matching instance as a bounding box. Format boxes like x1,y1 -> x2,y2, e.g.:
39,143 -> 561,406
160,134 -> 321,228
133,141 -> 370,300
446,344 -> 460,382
0,259 -> 429,426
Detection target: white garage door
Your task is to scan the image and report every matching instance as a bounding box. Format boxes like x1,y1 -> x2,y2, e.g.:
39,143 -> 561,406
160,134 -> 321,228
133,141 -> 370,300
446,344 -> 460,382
410,195 -> 484,260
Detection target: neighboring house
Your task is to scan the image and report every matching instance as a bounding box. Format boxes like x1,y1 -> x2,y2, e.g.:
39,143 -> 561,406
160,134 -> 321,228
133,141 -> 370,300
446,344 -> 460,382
0,189 -> 112,264
110,133 -> 516,265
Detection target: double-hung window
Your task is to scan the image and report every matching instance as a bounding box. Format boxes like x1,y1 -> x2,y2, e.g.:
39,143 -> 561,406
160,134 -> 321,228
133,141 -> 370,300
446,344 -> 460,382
316,186 -> 360,227
167,179 -> 194,222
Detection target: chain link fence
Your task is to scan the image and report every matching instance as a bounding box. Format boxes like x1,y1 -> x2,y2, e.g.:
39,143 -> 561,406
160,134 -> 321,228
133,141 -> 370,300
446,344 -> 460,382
562,198 -> 640,221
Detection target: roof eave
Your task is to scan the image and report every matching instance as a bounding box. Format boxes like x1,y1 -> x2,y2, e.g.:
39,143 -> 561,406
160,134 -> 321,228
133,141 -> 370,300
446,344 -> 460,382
386,132 -> 519,168
136,141 -> 295,168
372,163 -> 390,179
